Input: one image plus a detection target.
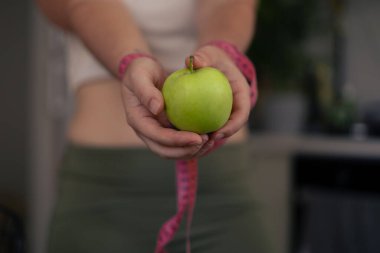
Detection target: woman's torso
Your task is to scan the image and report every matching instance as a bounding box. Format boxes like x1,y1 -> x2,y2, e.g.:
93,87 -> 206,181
67,0 -> 249,147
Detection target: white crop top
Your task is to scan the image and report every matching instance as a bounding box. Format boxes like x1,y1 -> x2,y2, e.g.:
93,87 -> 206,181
67,0 -> 197,91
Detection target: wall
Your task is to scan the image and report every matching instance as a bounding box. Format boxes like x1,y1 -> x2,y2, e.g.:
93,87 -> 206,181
0,0 -> 29,215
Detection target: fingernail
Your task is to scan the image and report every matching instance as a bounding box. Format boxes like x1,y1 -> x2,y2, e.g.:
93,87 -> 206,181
149,99 -> 160,115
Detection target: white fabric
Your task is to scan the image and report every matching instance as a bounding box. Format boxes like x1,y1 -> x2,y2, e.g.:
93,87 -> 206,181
67,0 -> 197,91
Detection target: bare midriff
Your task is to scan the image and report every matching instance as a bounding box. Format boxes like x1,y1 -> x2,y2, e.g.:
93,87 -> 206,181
68,79 -> 249,148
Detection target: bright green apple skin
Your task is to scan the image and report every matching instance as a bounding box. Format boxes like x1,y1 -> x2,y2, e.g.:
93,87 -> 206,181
162,67 -> 233,134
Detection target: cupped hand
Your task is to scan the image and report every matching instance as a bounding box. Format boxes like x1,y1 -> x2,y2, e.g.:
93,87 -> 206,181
186,45 -> 251,156
120,57 -> 208,160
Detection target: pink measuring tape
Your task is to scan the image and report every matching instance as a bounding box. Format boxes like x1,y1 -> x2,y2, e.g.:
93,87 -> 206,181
118,40 -> 258,253
155,159 -> 198,253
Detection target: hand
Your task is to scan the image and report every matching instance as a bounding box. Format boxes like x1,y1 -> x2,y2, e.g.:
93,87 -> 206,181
120,57 -> 208,159
186,45 -> 251,156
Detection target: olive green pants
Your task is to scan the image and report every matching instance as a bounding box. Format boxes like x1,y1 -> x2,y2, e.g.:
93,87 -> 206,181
48,142 -> 270,253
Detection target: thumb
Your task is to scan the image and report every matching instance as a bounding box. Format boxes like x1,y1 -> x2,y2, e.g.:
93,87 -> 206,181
127,69 -> 165,116
185,48 -> 216,69
147,92 -> 164,115
141,77 -> 165,115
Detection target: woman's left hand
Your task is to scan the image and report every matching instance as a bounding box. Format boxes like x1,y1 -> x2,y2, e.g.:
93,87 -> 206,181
187,45 -> 251,157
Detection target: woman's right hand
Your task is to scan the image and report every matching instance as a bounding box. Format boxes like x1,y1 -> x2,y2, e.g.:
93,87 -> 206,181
120,57 -> 208,160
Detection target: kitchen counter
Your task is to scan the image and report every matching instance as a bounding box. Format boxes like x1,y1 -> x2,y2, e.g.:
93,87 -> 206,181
249,133 -> 380,156
244,133 -> 380,253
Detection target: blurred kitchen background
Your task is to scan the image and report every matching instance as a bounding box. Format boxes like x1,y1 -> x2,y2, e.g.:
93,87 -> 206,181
1,0 -> 380,252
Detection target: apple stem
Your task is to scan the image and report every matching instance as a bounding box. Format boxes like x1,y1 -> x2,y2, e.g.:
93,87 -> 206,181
189,55 -> 194,73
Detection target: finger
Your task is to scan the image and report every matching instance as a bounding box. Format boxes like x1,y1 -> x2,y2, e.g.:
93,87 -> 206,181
126,106 -> 204,148
213,100 -> 250,139
187,47 -> 242,89
194,140 -> 215,158
185,46 -> 221,69
156,110 -> 173,128
213,84 -> 251,140
138,134 -> 205,160
125,61 -> 166,115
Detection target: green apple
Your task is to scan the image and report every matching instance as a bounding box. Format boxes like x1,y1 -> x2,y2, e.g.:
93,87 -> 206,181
162,56 -> 233,134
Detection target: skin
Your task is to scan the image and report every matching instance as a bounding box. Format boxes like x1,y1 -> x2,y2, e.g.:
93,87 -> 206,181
35,0 -> 258,160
